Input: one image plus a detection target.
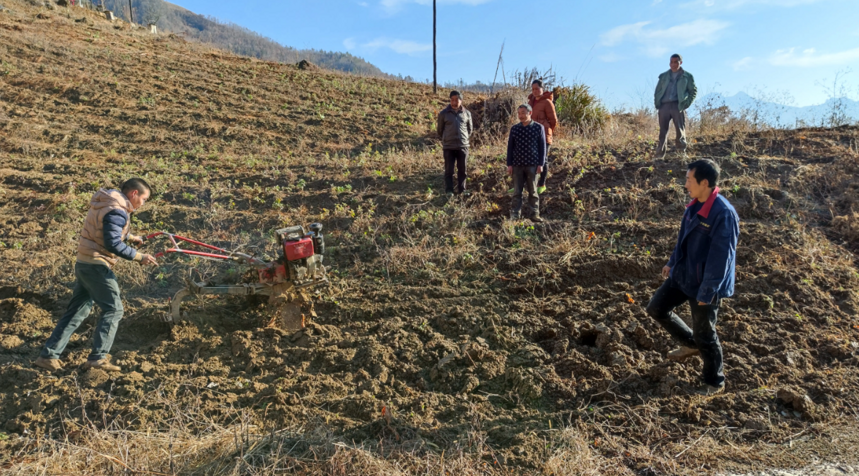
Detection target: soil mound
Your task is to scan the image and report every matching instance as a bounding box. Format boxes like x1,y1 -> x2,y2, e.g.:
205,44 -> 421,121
297,59 -> 318,71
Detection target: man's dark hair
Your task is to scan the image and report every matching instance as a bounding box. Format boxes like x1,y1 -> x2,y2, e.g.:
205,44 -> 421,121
688,159 -> 719,188
670,53 -> 683,62
121,178 -> 152,196
531,79 -> 543,87
449,90 -> 461,99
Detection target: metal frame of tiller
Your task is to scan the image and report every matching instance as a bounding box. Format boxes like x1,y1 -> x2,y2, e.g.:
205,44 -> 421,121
144,226 -> 327,328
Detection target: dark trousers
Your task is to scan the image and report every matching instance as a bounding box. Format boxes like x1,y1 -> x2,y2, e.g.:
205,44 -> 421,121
538,144 -> 551,187
511,166 -> 539,216
443,149 -> 468,193
657,101 -> 687,156
41,262 -> 124,361
645,278 -> 724,387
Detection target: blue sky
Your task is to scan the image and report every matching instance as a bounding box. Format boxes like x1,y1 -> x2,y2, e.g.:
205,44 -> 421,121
171,0 -> 858,109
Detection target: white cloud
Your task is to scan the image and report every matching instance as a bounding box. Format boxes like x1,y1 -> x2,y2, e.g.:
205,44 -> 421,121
730,46 -> 859,71
600,19 -> 730,57
685,0 -> 825,9
599,52 -> 626,63
769,47 -> 859,67
601,21 -> 650,47
345,37 -> 432,56
732,56 -> 754,71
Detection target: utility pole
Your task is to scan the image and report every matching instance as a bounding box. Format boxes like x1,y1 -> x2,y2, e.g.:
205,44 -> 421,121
433,0 -> 437,94
128,0 -> 134,23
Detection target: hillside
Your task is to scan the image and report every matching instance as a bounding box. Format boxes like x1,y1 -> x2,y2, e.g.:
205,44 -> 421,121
2,1 -> 859,475
0,0 -> 441,160
100,0 -> 389,76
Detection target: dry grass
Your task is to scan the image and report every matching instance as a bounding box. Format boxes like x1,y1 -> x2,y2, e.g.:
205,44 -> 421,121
4,384 -> 620,475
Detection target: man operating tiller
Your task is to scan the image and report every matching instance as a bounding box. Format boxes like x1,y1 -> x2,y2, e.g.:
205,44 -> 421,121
35,178 -> 157,373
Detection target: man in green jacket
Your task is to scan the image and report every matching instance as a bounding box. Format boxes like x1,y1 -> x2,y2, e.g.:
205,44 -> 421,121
437,90 -> 473,195
654,54 -> 697,158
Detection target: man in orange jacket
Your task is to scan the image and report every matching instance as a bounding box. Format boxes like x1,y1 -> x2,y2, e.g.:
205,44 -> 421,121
528,80 -> 558,194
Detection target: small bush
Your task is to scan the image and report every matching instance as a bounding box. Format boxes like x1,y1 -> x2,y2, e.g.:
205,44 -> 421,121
511,65 -> 560,91
468,88 -> 527,145
554,84 -> 609,131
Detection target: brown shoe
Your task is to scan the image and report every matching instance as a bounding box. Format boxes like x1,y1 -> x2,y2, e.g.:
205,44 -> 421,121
667,346 -> 700,361
82,359 -> 121,372
531,214 -> 544,223
34,356 -> 63,372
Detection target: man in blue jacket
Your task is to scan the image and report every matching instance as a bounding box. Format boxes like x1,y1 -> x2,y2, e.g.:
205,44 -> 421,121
646,159 -> 739,395
34,178 -> 158,373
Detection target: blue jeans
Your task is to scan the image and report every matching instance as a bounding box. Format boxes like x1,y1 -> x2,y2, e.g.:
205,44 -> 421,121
41,262 -> 124,361
645,278 -> 725,387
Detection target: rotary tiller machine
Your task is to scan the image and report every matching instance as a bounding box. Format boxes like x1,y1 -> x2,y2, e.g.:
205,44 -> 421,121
144,223 -> 328,330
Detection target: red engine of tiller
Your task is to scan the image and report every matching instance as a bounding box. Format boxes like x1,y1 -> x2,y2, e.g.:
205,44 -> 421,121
258,223 -> 326,286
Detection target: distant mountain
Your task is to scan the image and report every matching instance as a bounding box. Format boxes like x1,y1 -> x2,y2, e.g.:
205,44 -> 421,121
695,92 -> 859,128
98,0 -> 390,77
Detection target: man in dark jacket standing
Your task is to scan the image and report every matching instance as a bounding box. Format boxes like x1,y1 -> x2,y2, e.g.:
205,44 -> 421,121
34,178 -> 158,373
437,90 -> 473,195
646,159 -> 739,395
506,104 -> 546,222
654,54 -> 697,158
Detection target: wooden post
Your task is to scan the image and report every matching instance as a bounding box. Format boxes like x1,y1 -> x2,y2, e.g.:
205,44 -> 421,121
105,10 -> 115,21
433,0 -> 437,94
491,41 -> 505,94
149,23 -> 157,34
128,0 -> 133,23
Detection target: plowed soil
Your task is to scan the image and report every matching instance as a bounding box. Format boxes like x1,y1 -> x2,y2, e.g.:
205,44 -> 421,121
1,0 -> 859,474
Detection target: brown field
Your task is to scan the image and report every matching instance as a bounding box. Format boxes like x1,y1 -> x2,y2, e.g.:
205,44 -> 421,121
1,0 -> 859,474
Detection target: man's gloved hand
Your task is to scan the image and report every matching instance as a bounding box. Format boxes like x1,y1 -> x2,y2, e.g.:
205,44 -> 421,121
128,234 -> 145,247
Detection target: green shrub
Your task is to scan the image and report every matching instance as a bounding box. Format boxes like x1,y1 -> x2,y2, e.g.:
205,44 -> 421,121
554,84 -> 609,131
